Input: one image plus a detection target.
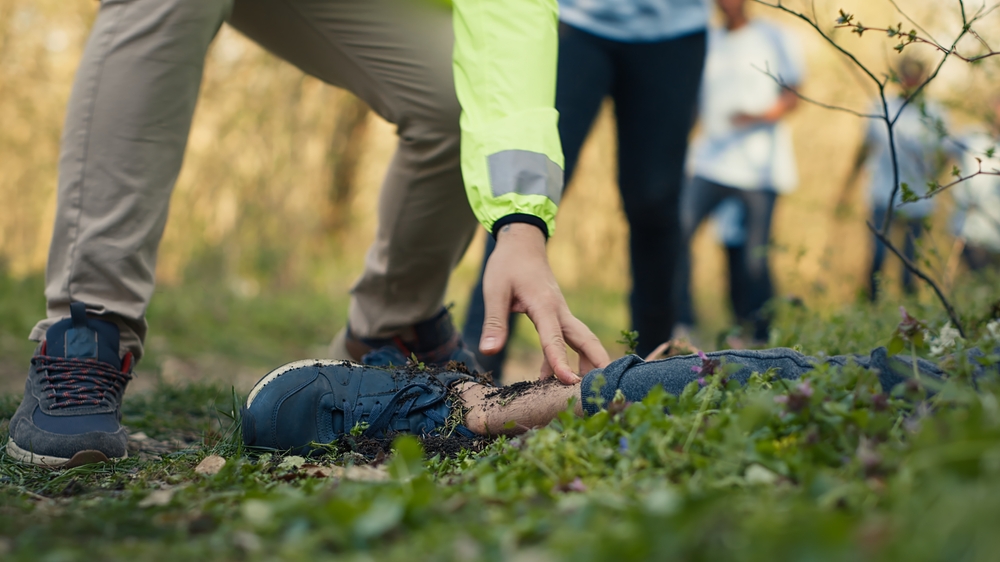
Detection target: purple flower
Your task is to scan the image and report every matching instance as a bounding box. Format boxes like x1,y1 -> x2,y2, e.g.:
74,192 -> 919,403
697,377 -> 707,387
619,437 -> 629,453
797,381 -> 813,397
773,395 -> 789,404
897,306 -> 924,340
693,351 -> 720,378
567,478 -> 587,492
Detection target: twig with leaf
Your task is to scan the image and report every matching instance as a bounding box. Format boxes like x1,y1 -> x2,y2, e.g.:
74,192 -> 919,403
752,0 -> 1000,336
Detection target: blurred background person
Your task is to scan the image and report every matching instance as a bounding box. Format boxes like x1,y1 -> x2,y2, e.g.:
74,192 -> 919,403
840,56 -> 949,301
673,0 -> 803,347
464,0 -> 710,381
950,97 -> 1000,272
674,198 -> 748,345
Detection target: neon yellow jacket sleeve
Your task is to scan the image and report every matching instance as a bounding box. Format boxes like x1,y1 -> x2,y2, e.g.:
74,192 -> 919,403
452,0 -> 564,237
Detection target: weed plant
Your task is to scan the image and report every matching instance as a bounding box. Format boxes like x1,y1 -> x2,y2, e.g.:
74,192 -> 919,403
1,272 -> 999,560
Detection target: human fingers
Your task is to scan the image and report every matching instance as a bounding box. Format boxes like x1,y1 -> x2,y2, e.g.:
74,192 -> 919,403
562,312 -> 610,374
480,268 -> 512,356
539,358 -> 555,380
530,307 -> 578,384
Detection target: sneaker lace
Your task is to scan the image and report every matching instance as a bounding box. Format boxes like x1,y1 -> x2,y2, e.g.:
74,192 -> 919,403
34,355 -> 133,410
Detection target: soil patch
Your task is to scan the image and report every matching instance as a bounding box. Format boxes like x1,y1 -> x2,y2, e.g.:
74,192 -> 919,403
483,377 -> 561,401
339,432 -> 494,461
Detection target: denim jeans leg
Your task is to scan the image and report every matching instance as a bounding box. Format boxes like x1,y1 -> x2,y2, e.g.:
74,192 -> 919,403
580,346 -> 971,415
901,218 -> 924,294
735,189 -> 777,340
868,206 -> 889,300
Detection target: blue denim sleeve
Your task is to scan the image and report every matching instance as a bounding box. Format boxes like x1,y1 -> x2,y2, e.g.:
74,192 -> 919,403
579,346 -> 964,416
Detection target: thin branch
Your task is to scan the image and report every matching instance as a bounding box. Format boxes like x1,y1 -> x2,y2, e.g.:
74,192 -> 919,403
755,66 -> 881,119
867,221 -> 966,338
888,0 -> 940,46
753,0 -> 885,87
968,27 -> 994,54
880,22 -> 973,235
906,165 -> 1000,202
755,0 -> 982,333
834,24 -> 1000,63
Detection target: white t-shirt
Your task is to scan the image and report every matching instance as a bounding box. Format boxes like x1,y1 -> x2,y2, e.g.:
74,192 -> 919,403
689,20 -> 803,193
559,0 -> 709,43
951,131 -> 1000,250
863,96 -> 947,218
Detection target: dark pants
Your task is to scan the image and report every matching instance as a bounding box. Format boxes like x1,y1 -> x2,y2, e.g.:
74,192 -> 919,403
464,25 -> 708,379
675,177 -> 778,342
963,244 -> 1000,272
869,207 -> 924,300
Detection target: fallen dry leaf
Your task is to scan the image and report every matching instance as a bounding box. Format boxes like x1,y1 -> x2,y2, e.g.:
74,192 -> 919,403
299,464 -> 334,478
339,465 -> 389,482
194,455 -> 226,475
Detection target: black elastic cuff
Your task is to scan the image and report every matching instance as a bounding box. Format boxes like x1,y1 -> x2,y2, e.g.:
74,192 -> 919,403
491,214 -> 549,240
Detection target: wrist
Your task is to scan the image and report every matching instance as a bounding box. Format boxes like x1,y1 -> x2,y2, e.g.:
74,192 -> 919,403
495,221 -> 547,248
492,213 -> 548,240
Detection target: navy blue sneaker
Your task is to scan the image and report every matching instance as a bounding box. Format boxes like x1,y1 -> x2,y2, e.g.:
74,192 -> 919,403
6,303 -> 134,467
241,360 -> 475,455
336,308 -> 483,372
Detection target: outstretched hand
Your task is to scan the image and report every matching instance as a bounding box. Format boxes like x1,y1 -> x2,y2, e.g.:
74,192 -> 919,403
479,223 -> 611,384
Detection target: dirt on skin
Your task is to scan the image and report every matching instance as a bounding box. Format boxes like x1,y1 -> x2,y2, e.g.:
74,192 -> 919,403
400,359 -> 493,386
483,377 -> 562,402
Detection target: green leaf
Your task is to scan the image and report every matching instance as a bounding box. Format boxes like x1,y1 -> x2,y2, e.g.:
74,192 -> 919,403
389,435 -> 425,480
888,335 -> 905,356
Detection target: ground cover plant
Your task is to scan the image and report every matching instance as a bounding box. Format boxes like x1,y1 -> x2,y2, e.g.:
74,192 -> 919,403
2,269 -> 999,561
2,1 -> 1000,560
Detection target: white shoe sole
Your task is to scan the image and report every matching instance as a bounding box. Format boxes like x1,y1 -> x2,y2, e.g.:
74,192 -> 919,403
245,359 -> 353,408
6,438 -> 124,468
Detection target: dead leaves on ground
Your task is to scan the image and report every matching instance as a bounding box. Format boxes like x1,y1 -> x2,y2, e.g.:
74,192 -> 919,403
190,453 -> 389,482
273,456 -> 388,482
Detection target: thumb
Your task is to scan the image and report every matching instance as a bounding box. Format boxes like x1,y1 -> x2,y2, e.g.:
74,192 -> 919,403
480,277 -> 511,356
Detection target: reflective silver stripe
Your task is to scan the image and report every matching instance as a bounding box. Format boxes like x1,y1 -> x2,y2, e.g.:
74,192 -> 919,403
487,150 -> 563,205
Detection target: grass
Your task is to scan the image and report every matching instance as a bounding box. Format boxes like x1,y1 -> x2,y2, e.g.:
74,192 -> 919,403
1,270 -> 1000,560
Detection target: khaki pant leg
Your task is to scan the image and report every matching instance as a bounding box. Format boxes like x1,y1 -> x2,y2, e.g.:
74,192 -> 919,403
228,0 -> 478,338
31,0 -> 233,359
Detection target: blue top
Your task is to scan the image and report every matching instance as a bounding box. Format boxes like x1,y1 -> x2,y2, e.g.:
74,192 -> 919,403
559,0 -> 709,43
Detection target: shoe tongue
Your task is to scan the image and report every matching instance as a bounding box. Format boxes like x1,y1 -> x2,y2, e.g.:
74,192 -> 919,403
44,302 -> 122,370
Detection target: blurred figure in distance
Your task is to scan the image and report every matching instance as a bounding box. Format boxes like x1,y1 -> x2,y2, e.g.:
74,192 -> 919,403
674,0 -> 803,347
950,96 -> 1000,272
840,56 -> 950,300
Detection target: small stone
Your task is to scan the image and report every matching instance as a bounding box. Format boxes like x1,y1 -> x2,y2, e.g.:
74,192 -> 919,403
233,531 -> 262,553
745,464 -> 779,485
194,455 -> 226,475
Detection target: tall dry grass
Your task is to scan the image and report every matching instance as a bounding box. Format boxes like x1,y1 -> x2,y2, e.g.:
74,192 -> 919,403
1,0 -> 998,334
